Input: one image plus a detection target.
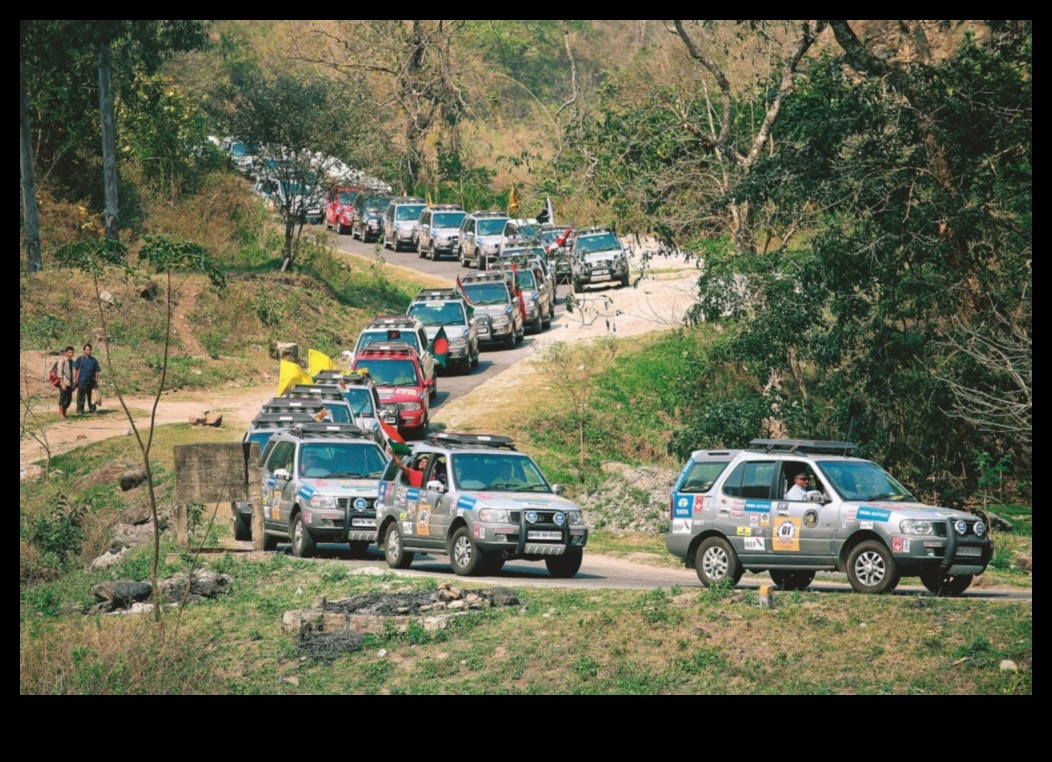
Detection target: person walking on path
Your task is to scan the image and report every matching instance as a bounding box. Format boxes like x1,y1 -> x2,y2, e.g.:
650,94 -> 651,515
57,345 -> 75,420
72,342 -> 101,415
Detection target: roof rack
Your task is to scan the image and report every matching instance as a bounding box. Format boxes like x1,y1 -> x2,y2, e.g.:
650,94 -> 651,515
748,438 -> 857,456
250,412 -> 317,428
471,210 -> 507,218
260,398 -> 327,414
428,432 -> 517,451
289,422 -> 370,440
367,315 -> 419,327
429,203 -> 462,211
285,384 -> 346,400
358,341 -> 416,355
413,289 -> 461,302
462,271 -> 508,282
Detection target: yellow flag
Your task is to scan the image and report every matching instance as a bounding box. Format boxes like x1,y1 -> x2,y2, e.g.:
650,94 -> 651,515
278,360 -> 314,397
308,349 -> 335,377
508,186 -> 520,216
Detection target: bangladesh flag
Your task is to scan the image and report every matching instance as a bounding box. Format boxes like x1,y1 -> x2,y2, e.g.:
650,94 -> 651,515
430,326 -> 449,369
380,420 -> 413,457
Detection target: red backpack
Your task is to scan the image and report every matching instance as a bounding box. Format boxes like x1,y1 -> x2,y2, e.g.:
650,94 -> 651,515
48,362 -> 61,387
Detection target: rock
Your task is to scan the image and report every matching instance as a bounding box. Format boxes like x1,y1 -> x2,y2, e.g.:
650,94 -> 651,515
204,412 -> 223,427
138,281 -> 159,301
491,589 -> 520,607
275,342 -> 299,362
158,571 -> 232,601
89,548 -> 126,570
20,465 -> 44,482
999,659 -> 1019,673
351,567 -> 385,577
377,649 -> 388,659
92,581 -> 153,608
1015,555 -> 1032,573
119,467 -> 149,491
99,290 -> 116,305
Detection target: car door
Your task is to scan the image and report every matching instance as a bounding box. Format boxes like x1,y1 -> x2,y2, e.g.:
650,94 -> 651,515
418,454 -> 453,545
416,326 -> 436,382
773,459 -> 838,563
417,210 -> 431,250
716,459 -> 776,564
263,441 -> 296,530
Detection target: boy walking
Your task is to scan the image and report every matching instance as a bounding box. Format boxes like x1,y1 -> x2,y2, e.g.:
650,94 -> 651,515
57,345 -> 75,420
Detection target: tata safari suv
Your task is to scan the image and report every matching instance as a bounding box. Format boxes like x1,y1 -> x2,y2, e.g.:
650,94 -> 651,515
383,198 -> 427,252
666,439 -> 994,595
407,289 -> 480,375
375,433 -> 588,577
351,342 -> 431,439
414,205 -> 465,260
459,270 -> 524,348
570,227 -> 630,292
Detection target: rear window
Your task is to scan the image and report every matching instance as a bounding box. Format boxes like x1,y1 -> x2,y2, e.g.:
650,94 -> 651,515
678,460 -> 731,493
722,461 -> 776,499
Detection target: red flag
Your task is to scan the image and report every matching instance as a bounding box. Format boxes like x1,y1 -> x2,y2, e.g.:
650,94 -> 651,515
380,420 -> 405,445
455,275 -> 473,305
554,227 -> 573,248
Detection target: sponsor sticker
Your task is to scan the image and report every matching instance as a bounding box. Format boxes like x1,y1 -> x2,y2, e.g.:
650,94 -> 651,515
416,506 -> 431,537
750,514 -> 759,528
923,541 -> 943,548
754,527 -> 766,537
745,500 -> 770,513
398,512 -> 407,521
760,514 -> 770,528
777,502 -> 789,511
892,536 -> 903,553
744,537 -> 766,552
693,495 -> 706,512
674,495 -> 691,519
857,506 -> 892,522
736,526 -> 753,537
803,509 -> 819,529
401,521 -> 414,535
473,525 -> 486,540
672,519 -> 692,534
859,521 -> 874,530
457,495 -> 477,511
773,517 -> 801,552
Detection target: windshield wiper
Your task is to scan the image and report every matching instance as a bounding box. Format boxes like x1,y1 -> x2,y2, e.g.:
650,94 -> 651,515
328,472 -> 369,479
864,492 -> 908,501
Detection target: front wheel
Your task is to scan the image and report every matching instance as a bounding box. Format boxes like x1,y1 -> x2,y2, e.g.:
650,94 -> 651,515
384,523 -> 414,569
919,571 -> 973,597
769,569 -> 815,591
695,537 -> 743,588
449,526 -> 485,576
290,513 -> 316,558
348,540 -> 370,559
545,549 -> 583,578
846,540 -> 899,594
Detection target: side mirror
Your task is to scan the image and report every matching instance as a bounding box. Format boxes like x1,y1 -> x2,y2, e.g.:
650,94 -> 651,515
551,484 -> 564,495
274,468 -> 290,481
806,490 -> 826,504
426,480 -> 446,493
424,378 -> 434,388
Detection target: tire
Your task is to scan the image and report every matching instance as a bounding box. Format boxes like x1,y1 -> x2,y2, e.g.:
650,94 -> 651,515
769,570 -> 815,591
919,571 -> 974,597
348,540 -> 370,559
620,273 -> 630,288
695,537 -> 743,588
515,324 -> 524,344
449,526 -> 485,576
545,549 -> 583,578
470,346 -> 479,368
429,375 -> 438,400
233,511 -> 252,542
459,248 -> 469,268
427,243 -> 436,261
846,540 -> 899,594
530,316 -> 543,334
503,330 -> 516,349
262,532 -> 279,552
384,523 -> 414,569
290,513 -> 316,558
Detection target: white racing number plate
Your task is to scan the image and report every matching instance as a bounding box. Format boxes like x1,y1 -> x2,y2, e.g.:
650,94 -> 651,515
528,530 -> 562,541
957,546 -> 982,557
591,271 -> 610,282
351,518 -> 376,528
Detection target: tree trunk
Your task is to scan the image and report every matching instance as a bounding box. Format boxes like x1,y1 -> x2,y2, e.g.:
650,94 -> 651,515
98,43 -> 120,241
20,56 -> 41,272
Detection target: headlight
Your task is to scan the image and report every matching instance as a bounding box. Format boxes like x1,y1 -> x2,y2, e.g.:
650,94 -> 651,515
450,337 -> 467,348
479,508 -> 510,523
310,495 -> 338,511
974,521 -> 987,537
567,511 -> 585,527
493,315 -> 511,326
899,519 -> 935,535
402,402 -> 422,411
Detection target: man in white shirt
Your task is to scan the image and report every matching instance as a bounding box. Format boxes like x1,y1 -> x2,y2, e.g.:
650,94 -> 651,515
785,472 -> 811,501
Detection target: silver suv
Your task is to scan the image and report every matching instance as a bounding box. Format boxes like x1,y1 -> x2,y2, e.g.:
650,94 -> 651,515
407,289 -> 480,375
460,271 -> 524,348
376,433 -> 589,577
667,439 -> 993,595
259,423 -> 388,557
570,227 -> 630,292
382,198 -> 427,252
414,205 -> 465,260
458,210 -> 509,269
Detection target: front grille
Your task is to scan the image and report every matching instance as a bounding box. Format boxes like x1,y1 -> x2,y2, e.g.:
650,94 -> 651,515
933,522 -> 948,537
337,497 -> 375,512
509,510 -> 561,524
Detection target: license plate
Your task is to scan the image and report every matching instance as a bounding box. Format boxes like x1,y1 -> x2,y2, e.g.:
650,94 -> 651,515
592,273 -> 610,282
382,414 -> 397,424
528,530 -> 562,541
479,329 -> 490,336
957,546 -> 982,557
351,518 -> 376,528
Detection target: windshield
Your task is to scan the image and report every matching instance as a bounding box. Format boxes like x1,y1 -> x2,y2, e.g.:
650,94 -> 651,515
409,301 -> 467,326
451,453 -> 551,492
338,191 -> 357,204
342,387 -> 376,417
322,401 -> 352,423
396,205 -> 425,221
247,431 -> 277,448
515,224 -> 539,240
817,461 -> 916,502
516,271 -> 537,289
477,219 -> 507,235
463,283 -> 509,305
355,359 -> 420,387
361,197 -> 389,213
432,212 -> 465,228
356,330 -> 420,355
576,233 -> 621,255
299,442 -> 386,479
679,460 -> 732,493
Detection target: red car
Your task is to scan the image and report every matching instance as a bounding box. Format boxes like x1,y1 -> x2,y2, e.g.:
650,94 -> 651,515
324,186 -> 361,234
351,342 -> 431,439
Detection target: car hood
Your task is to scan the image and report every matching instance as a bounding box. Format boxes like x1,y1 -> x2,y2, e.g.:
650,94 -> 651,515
431,226 -> 460,235
579,250 -> 623,264
473,304 -> 512,317
423,325 -> 469,340
454,492 -> 581,512
841,501 -> 976,522
376,386 -> 422,401
298,478 -> 380,499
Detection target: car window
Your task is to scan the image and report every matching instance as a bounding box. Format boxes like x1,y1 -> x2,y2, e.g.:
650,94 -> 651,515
409,301 -> 466,326
432,212 -> 465,227
576,234 -> 621,254
462,283 -> 509,305
355,359 -> 420,386
679,460 -> 731,493
267,442 -> 295,474
451,453 -> 550,492
343,387 -> 376,416
396,205 -> 425,221
722,461 -> 775,499
477,219 -> 507,235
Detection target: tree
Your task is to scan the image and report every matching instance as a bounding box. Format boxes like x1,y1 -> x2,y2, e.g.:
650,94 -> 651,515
55,236 -> 225,620
217,71 -> 365,270
19,33 -> 41,273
